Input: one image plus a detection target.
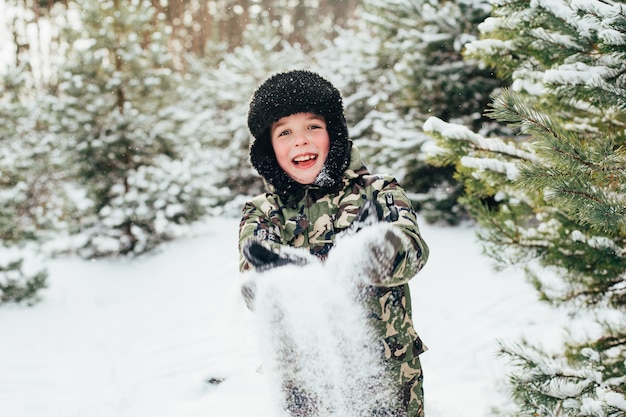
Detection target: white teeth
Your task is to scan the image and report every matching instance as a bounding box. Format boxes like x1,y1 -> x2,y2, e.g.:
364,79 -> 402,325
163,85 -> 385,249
293,155 -> 316,163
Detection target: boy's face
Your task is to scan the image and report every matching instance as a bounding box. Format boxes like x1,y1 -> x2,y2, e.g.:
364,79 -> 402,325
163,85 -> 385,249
270,112 -> 330,185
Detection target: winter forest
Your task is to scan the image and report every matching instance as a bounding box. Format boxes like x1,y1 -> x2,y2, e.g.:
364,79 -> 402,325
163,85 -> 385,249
1,0 -> 626,415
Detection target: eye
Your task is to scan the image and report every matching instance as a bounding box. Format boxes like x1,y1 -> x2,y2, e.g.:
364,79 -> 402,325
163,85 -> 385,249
277,129 -> 291,137
308,124 -> 323,130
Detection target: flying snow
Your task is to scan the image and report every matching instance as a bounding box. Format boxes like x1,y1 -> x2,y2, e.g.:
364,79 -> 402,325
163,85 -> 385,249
245,224 -> 402,417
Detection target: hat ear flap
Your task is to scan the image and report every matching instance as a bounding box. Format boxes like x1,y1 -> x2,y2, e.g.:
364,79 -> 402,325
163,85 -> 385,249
249,130 -> 304,196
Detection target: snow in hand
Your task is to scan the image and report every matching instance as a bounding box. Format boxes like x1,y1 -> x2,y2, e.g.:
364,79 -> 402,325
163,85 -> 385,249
243,218 -> 402,416
0,216 -> 575,417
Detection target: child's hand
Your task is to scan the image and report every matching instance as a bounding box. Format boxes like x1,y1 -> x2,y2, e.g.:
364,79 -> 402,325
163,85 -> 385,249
331,200 -> 407,286
363,225 -> 403,284
241,279 -> 257,311
364,225 -> 402,285
240,241 -> 320,310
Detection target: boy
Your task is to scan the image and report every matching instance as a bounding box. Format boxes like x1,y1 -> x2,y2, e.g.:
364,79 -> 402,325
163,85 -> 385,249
239,70 -> 429,417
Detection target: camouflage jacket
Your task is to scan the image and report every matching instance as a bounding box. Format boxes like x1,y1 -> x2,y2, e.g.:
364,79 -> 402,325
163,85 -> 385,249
239,145 -> 429,364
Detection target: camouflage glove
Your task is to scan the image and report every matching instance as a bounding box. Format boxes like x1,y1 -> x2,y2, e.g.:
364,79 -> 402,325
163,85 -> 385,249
334,200 -> 407,286
240,241 -> 317,311
240,241 -> 275,311
359,224 -> 405,285
241,279 -> 257,311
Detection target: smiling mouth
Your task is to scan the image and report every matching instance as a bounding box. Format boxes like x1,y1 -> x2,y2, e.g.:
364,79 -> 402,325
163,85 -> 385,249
293,154 -> 317,165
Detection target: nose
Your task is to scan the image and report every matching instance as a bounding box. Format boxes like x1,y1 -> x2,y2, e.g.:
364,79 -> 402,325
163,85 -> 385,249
294,129 -> 309,146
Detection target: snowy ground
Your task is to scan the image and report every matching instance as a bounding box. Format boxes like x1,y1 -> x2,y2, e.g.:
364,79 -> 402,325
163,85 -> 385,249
0,216 -> 576,417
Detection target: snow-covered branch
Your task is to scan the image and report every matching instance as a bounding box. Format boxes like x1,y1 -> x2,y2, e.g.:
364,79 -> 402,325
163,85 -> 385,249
423,116 -> 539,162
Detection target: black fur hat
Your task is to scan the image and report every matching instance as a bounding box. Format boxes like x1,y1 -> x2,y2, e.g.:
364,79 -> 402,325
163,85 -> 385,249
247,70 -> 351,197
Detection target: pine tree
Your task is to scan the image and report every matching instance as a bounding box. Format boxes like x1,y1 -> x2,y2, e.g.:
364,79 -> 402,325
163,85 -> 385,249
0,66 -> 51,304
359,0 -> 503,224
49,0 -> 206,257
424,0 -> 626,414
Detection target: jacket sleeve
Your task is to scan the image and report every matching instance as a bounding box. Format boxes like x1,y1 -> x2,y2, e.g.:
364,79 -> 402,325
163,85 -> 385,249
374,177 -> 429,286
238,195 -> 284,272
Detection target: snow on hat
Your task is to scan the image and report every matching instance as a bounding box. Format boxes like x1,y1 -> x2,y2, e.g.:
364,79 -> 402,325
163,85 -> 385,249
247,70 -> 351,197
